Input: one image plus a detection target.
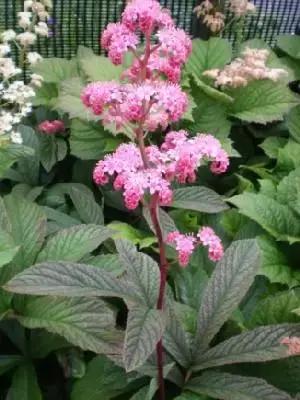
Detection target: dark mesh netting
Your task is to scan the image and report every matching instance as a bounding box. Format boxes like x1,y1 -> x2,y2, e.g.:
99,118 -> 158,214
1,0 -> 299,59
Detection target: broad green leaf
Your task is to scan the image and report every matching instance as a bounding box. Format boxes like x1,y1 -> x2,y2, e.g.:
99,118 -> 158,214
185,38 -> 232,77
70,118 -> 120,159
228,80 -> 298,124
39,134 -> 58,172
69,186 -> 104,225
286,105 -> 300,143
80,54 -> 122,82
4,195 -> 46,267
189,82 -> 231,138
0,148 -> 18,178
124,306 -> 165,372
9,363 -> 41,400
277,167 -> 300,215
71,355 -> 127,400
277,35 -> 300,59
32,82 -> 58,107
18,297 -> 122,354
260,137 -> 288,159
37,224 -> 113,262
248,291 -> 300,328
280,56 -> 300,80
228,193 -> 300,243
29,330 -> 69,358
186,372 -> 291,400
5,261 -> 139,302
174,302 -> 197,334
32,58 -> 78,83
175,394 -> 208,400
193,323 -> 300,371
86,254 -> 125,276
0,355 -> 22,376
56,78 -> 100,121
43,206 -> 81,230
192,74 -> 234,105
108,222 -> 156,248
276,140 -> 300,174
163,304 -> 192,368
172,186 -> 229,213
115,239 -> 160,307
257,235 -> 300,287
221,210 -> 249,237
0,229 -> 19,267
194,240 -> 260,353
16,125 -> 40,186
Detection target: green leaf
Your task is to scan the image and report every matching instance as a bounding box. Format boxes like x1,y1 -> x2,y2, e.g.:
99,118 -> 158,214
228,193 -> 300,243
115,239 -> 160,307
189,82 -> 231,138
29,330 -> 69,358
163,304 -> 192,368
0,148 -> 18,178
276,140 -> 300,174
124,306 -> 165,372
228,80 -> 298,124
193,323 -> 300,371
286,105 -> 300,143
9,363 -> 41,400
175,394 -> 208,400
86,254 -> 125,276
192,74 -> 234,105
0,355 -> 22,376
56,78 -> 99,121
70,118 -> 120,160
71,355 -> 127,400
258,180 -> 277,198
3,195 -> 46,267
248,291 -> 300,328
185,38 -> 232,77
79,54 -> 122,82
37,224 -> 113,262
0,229 -> 19,268
5,261 -> 139,302
16,125 -> 40,186
186,372 -> 291,400
172,186 -> 229,213
257,235 -> 299,287
68,186 -> 104,225
194,240 -> 260,353
32,58 -> 78,83
280,56 -> 300,80
19,297 -> 122,354
109,222 -> 156,248
260,137 -> 288,159
277,167 -> 300,216
43,206 -> 81,230
39,134 -> 60,172
143,207 -> 177,240
32,82 -> 58,107
277,35 -> 300,59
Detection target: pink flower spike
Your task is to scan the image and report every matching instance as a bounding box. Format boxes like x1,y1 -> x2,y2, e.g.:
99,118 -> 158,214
197,226 -> 224,262
166,231 -> 196,267
37,120 -> 65,134
281,337 -> 300,356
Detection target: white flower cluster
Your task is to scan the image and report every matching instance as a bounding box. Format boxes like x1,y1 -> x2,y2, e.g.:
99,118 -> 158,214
0,1 -> 52,145
203,48 -> 288,88
194,0 -> 255,33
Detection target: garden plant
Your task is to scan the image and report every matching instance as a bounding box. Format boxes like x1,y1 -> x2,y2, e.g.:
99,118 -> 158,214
1,0 -> 300,399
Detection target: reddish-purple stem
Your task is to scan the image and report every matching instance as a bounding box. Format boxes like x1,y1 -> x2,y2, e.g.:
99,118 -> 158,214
134,33 -> 167,400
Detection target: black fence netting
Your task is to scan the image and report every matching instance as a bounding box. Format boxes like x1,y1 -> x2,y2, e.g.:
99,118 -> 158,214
1,0 -> 300,59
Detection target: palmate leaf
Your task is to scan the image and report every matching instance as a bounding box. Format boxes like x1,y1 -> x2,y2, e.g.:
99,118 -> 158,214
124,306 -> 165,372
18,297 -> 123,354
37,224 -> 113,262
228,193 -> 300,243
172,186 -> 229,214
185,38 -> 232,77
194,240 -> 260,354
8,363 -> 41,400
186,372 -> 292,400
228,80 -> 298,124
3,195 -> 47,268
32,58 -> 78,83
71,355 -> 128,400
192,323 -> 300,371
4,261 -> 139,303
115,239 -> 160,307
79,53 -> 123,82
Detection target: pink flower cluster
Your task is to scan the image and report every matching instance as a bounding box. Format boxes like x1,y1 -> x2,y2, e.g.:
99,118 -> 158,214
81,81 -> 188,131
37,120 -> 65,134
281,337 -> 300,356
93,131 -> 229,210
100,0 -> 192,83
166,226 -> 224,266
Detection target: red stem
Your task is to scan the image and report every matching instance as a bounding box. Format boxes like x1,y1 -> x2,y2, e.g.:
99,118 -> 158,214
135,33 -> 167,400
